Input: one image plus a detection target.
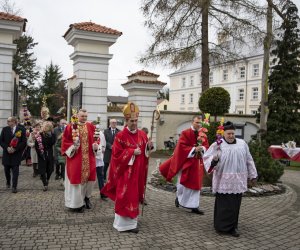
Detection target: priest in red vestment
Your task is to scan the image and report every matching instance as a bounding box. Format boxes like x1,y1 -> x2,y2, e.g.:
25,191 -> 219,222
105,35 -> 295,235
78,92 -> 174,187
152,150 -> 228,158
101,102 -> 152,233
160,115 -> 209,214
61,109 -> 98,213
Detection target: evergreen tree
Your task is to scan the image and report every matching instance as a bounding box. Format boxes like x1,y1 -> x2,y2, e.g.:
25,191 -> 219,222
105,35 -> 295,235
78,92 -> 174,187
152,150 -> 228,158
266,1 -> 300,144
13,35 -> 39,86
39,62 -> 66,116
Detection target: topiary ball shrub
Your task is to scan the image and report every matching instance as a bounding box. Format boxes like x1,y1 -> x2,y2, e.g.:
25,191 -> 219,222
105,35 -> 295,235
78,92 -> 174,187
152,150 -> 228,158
248,140 -> 284,183
199,87 -> 230,120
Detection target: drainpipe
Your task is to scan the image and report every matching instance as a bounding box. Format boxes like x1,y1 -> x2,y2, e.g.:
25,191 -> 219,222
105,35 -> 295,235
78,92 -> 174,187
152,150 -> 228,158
245,59 -> 249,114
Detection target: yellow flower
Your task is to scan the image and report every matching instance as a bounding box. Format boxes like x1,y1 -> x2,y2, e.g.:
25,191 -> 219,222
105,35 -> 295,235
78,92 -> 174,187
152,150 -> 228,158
220,117 -> 224,125
15,130 -> 22,138
204,113 -> 210,120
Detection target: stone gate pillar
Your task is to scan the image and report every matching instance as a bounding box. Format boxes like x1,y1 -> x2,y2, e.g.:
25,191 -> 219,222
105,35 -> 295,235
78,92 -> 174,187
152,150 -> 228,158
0,12 -> 26,128
64,22 -> 122,126
122,70 -> 166,147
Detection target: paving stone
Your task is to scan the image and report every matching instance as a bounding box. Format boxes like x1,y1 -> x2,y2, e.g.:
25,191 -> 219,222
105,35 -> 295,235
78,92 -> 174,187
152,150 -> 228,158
0,160 -> 299,249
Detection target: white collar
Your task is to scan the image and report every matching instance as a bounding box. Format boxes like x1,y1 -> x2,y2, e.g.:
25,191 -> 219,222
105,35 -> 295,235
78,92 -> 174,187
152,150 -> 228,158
191,125 -> 197,131
126,127 -> 137,134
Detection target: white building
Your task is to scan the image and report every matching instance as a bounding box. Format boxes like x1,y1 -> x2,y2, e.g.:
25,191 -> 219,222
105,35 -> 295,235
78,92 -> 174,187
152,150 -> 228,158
168,42 -> 265,115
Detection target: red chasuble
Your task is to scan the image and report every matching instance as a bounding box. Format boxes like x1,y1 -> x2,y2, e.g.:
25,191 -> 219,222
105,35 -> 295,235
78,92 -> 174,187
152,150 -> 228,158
101,127 -> 149,219
159,128 -> 209,190
61,122 -> 96,184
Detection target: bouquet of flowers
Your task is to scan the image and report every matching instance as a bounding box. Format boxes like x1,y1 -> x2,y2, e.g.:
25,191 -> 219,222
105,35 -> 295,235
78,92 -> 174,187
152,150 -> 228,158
35,132 -> 45,159
71,111 -> 80,148
92,114 -> 102,153
9,130 -> 22,148
208,117 -> 224,173
195,113 -> 210,158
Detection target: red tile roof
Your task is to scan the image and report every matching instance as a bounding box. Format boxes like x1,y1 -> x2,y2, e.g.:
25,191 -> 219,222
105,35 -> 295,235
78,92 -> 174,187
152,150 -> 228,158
0,12 -> 27,31
122,79 -> 166,86
127,70 -> 159,78
64,22 -> 122,38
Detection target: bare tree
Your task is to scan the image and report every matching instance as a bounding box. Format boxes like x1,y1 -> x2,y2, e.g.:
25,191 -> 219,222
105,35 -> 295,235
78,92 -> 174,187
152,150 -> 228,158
140,0 -> 265,92
0,0 -> 21,15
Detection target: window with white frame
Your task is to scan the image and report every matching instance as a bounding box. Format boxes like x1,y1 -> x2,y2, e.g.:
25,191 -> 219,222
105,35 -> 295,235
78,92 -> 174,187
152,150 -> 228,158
238,110 -> 244,115
223,69 -> 228,81
189,93 -> 193,103
209,71 -> 213,84
181,77 -> 186,87
252,87 -> 259,100
190,76 -> 194,86
251,110 -> 257,115
239,66 -> 246,79
253,64 -> 259,77
238,89 -> 244,100
181,94 -> 185,104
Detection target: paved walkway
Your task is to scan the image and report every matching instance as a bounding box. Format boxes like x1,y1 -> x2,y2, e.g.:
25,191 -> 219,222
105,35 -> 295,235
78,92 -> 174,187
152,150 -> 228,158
0,158 -> 299,250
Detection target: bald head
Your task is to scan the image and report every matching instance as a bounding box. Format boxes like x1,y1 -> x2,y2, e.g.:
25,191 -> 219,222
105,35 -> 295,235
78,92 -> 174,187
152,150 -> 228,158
7,116 -> 17,128
110,118 -> 117,129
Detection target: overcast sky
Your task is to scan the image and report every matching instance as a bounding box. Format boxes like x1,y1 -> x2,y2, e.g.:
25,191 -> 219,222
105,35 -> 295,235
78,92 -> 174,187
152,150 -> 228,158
16,0 -> 172,96
14,0 -> 300,96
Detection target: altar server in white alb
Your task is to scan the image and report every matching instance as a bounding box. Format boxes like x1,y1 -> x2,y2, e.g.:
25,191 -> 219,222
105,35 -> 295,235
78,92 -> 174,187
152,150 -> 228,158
203,121 -> 257,237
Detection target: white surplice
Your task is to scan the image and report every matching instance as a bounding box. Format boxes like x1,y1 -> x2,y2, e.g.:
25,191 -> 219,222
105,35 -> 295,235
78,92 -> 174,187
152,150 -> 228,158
64,165 -> 95,209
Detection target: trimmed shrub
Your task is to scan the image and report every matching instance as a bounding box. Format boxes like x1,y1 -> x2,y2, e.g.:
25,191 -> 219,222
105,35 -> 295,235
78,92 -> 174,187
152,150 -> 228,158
199,87 -> 230,121
249,140 -> 284,183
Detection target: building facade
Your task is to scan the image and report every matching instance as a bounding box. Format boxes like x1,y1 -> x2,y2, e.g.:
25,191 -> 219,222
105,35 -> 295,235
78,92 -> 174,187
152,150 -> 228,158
168,49 -> 265,115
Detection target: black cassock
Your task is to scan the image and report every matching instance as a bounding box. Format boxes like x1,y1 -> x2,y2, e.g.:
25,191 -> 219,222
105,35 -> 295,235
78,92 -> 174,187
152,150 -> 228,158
214,193 -> 242,233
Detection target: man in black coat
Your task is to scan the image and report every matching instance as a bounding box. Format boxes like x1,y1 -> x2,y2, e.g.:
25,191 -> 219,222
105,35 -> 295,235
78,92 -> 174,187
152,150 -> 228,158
0,116 -> 27,193
103,118 -> 120,181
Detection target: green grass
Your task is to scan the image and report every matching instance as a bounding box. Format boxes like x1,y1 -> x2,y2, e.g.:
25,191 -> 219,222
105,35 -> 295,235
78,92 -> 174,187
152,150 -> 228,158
285,166 -> 300,171
151,149 -> 174,157
289,161 -> 300,167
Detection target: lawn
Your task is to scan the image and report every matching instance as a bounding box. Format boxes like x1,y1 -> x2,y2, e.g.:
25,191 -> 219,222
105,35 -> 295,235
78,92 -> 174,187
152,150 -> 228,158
286,161 -> 300,170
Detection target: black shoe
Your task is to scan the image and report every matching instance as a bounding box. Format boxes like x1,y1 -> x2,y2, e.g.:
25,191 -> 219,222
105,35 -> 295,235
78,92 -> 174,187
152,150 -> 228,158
43,186 -> 48,192
100,194 -> 107,201
230,229 -> 240,237
191,208 -> 204,215
85,197 -> 92,209
125,228 -> 139,234
12,187 -> 17,193
73,206 -> 84,213
175,197 -> 179,207
55,175 -> 60,180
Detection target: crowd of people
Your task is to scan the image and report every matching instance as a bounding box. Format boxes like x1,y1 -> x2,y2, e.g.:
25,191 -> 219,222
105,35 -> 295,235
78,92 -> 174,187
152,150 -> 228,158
0,101 -> 257,236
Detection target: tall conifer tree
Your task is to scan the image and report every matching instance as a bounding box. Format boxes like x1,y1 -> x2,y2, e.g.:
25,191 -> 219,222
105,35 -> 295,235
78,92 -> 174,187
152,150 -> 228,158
267,1 -> 300,144
39,62 -> 66,116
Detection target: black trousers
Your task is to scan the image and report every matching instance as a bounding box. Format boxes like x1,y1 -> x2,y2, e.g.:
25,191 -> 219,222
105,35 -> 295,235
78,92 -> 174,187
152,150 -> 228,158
55,163 -> 65,180
38,158 -> 54,187
214,193 -> 242,233
96,166 -> 105,192
4,165 -> 19,188
103,162 -> 110,181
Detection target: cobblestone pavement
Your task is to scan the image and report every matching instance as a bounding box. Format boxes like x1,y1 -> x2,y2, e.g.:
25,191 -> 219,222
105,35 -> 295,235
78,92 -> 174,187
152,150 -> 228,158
0,158 -> 299,250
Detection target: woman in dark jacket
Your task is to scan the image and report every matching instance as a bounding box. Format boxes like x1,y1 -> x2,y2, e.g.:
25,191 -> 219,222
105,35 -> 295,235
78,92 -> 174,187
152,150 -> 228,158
35,121 -> 56,191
